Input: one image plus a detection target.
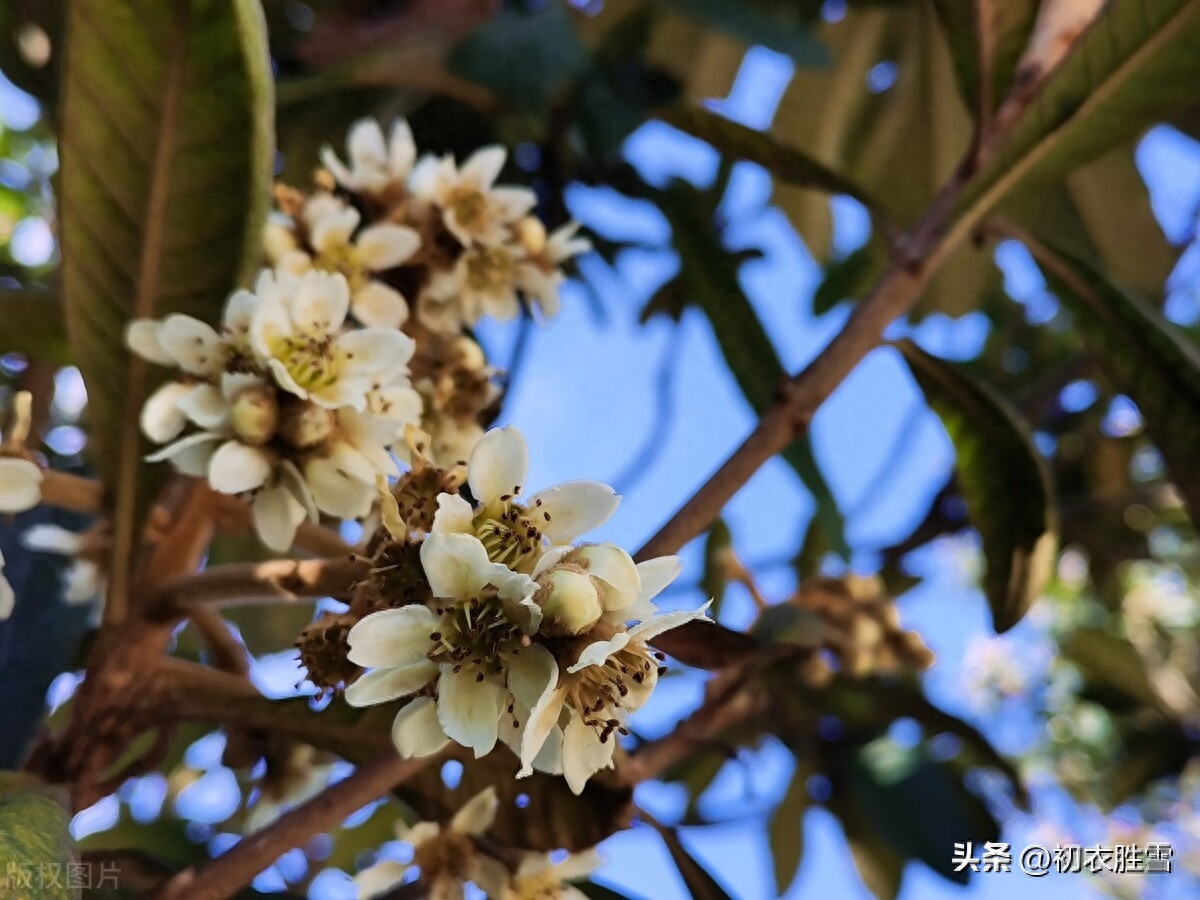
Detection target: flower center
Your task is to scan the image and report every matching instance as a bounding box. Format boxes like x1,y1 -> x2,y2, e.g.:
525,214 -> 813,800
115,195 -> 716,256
473,498 -> 546,573
450,188 -> 488,233
271,333 -> 344,392
464,247 -> 515,292
313,243 -> 370,292
412,830 -> 474,882
428,590 -> 525,673
568,644 -> 665,744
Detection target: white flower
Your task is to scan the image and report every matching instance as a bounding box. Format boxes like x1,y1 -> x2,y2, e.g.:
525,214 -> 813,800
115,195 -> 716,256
344,532 -> 551,759
478,849 -> 602,900
322,118 -> 418,197
250,269 -> 415,410
0,550 -> 14,620
0,457 -> 42,513
410,146 -> 536,247
243,746 -> 333,834
514,218 -> 591,319
432,426 -> 620,574
23,524 -> 103,607
520,557 -> 711,794
353,787 -> 505,900
423,243 -> 523,329
273,193 -> 421,329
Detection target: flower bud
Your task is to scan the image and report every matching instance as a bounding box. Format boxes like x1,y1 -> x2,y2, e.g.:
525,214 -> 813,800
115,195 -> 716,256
569,543 -> 640,609
536,567 -> 603,636
230,385 -> 279,446
450,336 -> 487,372
279,400 -> 335,449
515,215 -> 547,255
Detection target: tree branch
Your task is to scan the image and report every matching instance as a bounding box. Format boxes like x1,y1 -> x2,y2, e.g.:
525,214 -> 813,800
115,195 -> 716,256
149,556 -> 369,618
38,470 -> 104,513
152,750 -> 434,900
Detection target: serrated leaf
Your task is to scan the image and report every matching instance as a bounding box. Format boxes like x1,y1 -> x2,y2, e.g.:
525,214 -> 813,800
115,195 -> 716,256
649,821 -> 735,900
0,774 -> 76,900
58,0 -> 274,615
955,0 -> 1200,236
0,290 -> 69,363
448,1 -> 588,114
1019,230 -> 1200,527
769,761 -> 812,896
931,0 -> 1040,118
896,340 -> 1056,631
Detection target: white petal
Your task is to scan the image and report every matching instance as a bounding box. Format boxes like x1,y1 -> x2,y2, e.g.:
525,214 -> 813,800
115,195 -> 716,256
352,281 -> 409,329
437,665 -> 505,758
344,661 -> 436,707
207,441 -> 272,495
125,318 -> 171,364
467,425 -> 528,505
391,696 -> 451,758
530,544 -> 571,579
519,681 -> 567,777
310,205 -> 360,255
491,186 -> 537,221
567,634 -> 630,674
319,145 -> 355,191
304,446 -> 377,520
266,358 -> 310,401
635,556 -> 683,605
63,562 -> 99,605
347,605 -> 439,668
356,224 -> 420,271
628,601 -> 713,643
430,493 -> 475,535
222,288 -> 259,336
145,432 -> 222,476
336,328 -> 415,374
0,458 -> 42,513
575,544 -> 640,611
252,484 -> 307,552
353,861 -> 409,900
139,381 -> 191,443
22,524 -> 80,555
507,643 -> 557,711
0,571 -> 13,621
156,314 -> 224,377
562,713 -> 615,795
349,118 -> 388,169
555,849 -> 604,882
449,786 -> 498,836
420,532 -> 493,599
249,295 -> 293,361
388,119 -> 416,177
526,480 -> 619,543
461,145 -> 506,189
292,271 -> 351,336
177,383 -> 228,430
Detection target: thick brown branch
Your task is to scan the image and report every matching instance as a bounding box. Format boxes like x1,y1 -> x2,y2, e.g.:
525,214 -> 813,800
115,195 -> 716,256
152,751 -> 432,900
39,470 -> 104,513
150,556 -> 369,618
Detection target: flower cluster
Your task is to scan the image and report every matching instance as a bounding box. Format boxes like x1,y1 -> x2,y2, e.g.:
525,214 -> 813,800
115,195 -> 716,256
128,268 -> 422,550
269,118 -> 588,465
333,426 -> 710,793
354,787 -> 598,900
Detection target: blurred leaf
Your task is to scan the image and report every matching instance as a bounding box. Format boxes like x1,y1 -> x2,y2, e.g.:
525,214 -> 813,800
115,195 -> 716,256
324,796 -> 408,872
1105,722 -> 1194,809
0,773 -> 75,900
896,340 -> 1056,632
958,0 -> 1200,227
79,809 -> 203,866
811,235 -> 889,315
659,105 -> 883,212
1063,627 -> 1184,719
58,0 -> 274,608
0,290 -> 69,363
931,0 -> 1039,117
700,518 -> 732,617
655,0 -> 827,64
1020,230 -> 1200,527
448,1 -> 588,114
847,740 -> 1000,886
750,603 -> 825,647
769,761 -> 811,896
652,179 -> 848,557
826,782 -> 905,900
648,820 -> 735,900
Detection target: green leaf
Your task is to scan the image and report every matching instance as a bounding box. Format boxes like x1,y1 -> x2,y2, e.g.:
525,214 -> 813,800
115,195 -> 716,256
653,179 -> 849,556
954,0 -> 1200,237
1018,230 -> 1200,528
0,774 -> 75,900
648,820 -> 735,900
896,340 -> 1056,631
811,236 -> 888,315
826,783 -> 905,900
58,0 -> 274,609
654,0 -> 828,65
1063,627 -> 1188,720
0,290 -> 69,362
931,0 -> 1039,118
847,740 -> 1000,886
448,1 -> 588,114
769,762 -> 812,896
700,518 -> 732,617
658,105 -> 882,212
